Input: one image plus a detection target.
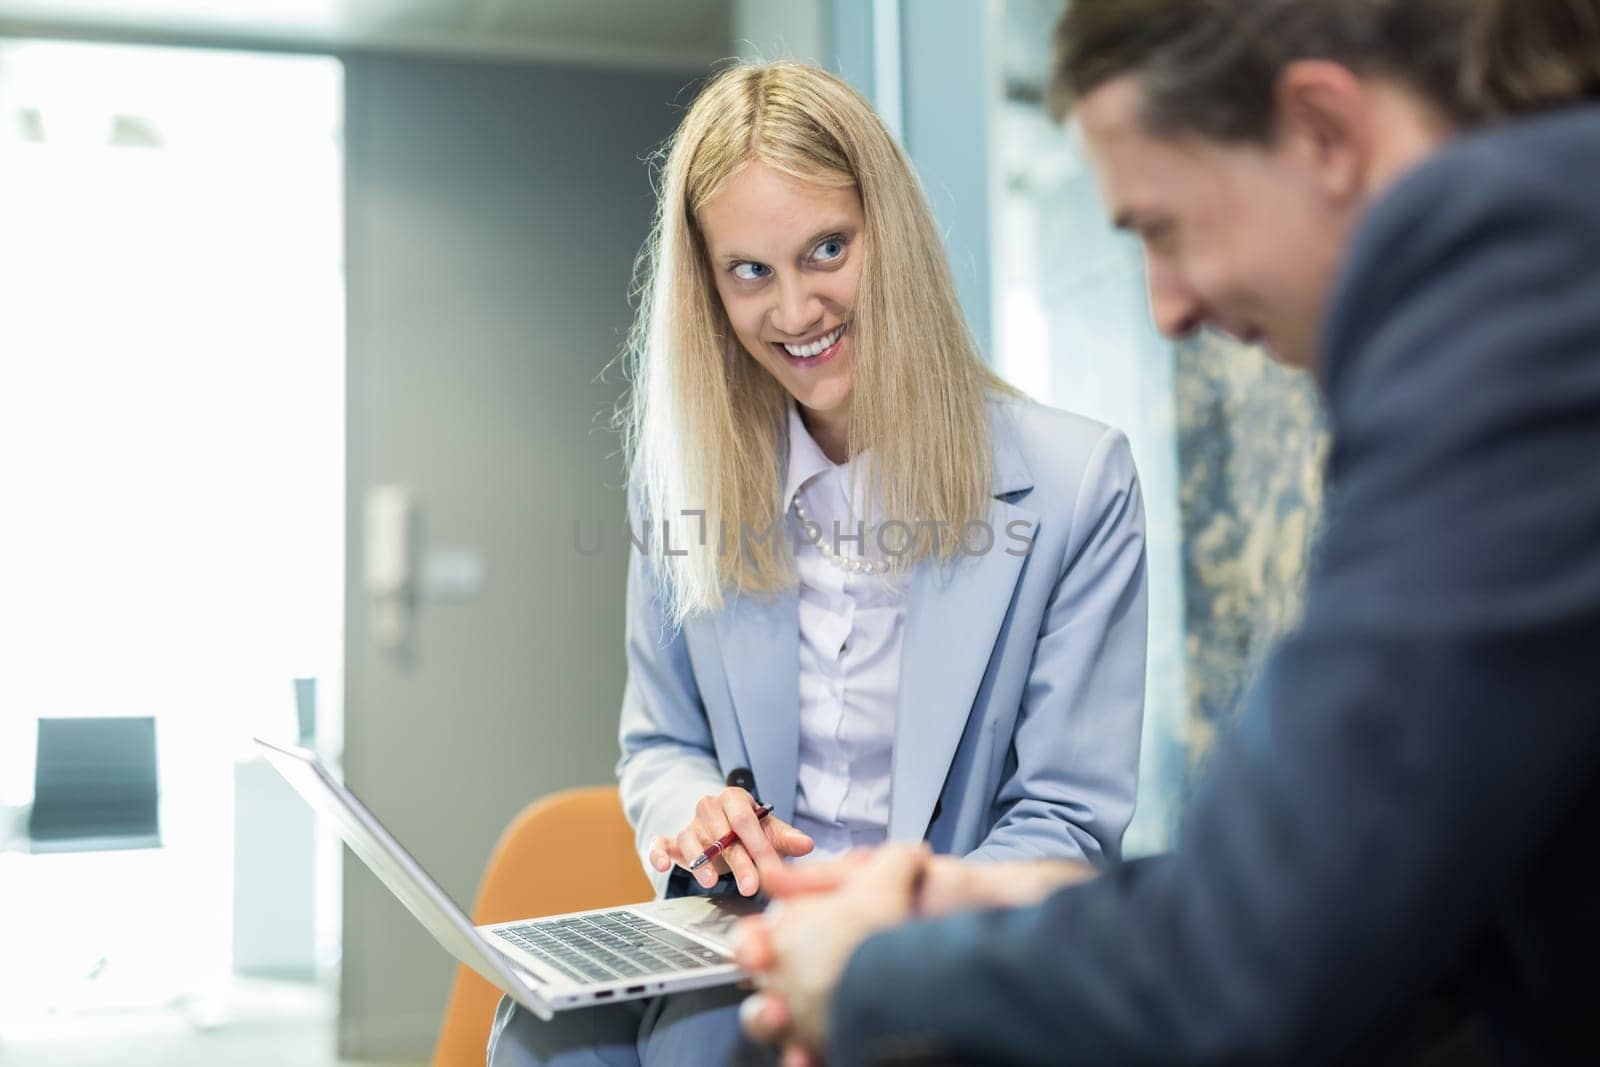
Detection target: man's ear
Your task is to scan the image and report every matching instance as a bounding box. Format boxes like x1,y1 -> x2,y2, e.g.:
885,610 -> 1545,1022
1273,59 -> 1371,206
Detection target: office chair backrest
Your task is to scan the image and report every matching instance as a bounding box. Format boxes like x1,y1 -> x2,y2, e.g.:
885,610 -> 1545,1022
431,785 -> 653,1066
28,716 -> 160,849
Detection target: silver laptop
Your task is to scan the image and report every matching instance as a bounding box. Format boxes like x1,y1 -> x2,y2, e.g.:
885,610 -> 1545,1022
255,738 -> 759,1019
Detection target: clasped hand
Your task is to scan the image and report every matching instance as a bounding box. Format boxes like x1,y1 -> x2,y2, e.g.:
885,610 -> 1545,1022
734,846 -> 1099,1064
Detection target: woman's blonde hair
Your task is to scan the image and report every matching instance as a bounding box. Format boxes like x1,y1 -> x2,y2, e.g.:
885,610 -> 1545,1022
621,61 -> 1015,625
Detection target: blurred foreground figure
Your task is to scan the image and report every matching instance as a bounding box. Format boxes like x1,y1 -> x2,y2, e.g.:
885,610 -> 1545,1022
740,1 -> 1600,1063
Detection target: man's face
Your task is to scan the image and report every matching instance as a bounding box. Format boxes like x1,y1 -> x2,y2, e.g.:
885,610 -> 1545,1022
1076,77 -> 1357,369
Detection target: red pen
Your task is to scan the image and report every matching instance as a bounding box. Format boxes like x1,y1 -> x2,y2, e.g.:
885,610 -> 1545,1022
687,803 -> 773,871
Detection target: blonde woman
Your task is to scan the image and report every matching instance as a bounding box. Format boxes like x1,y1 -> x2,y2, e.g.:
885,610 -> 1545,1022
489,61 -> 1147,1066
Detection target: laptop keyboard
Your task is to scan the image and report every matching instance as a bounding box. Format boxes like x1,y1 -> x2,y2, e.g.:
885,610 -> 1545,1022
491,910 -> 728,985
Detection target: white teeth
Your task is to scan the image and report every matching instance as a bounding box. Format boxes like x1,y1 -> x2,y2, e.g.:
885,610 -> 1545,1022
782,324 -> 844,358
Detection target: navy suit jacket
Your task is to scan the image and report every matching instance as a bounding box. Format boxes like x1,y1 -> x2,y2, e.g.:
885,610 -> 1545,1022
831,102 -> 1600,1065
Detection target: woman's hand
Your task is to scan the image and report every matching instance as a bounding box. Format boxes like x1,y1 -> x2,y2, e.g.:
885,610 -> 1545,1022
647,787 -> 815,896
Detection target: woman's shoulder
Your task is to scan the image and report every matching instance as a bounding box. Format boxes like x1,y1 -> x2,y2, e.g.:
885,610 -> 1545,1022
990,393 -> 1115,448
985,394 -> 1138,509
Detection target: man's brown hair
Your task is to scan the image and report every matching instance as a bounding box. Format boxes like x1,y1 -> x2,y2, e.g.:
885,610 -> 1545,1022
1049,0 -> 1600,139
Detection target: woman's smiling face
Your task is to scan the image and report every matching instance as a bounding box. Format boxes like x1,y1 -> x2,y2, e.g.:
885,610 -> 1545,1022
698,161 -> 865,423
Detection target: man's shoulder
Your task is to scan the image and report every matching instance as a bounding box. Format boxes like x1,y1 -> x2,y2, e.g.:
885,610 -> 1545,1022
1324,104 -> 1600,406
1343,104 -> 1600,295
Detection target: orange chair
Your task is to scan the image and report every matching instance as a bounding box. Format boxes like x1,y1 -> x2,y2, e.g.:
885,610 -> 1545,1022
432,785 -> 654,1066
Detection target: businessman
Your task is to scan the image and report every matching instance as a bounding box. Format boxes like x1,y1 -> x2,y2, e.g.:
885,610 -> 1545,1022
737,0 -> 1600,1063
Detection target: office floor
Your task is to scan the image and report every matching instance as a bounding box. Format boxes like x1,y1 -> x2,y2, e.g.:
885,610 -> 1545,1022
0,1017 -> 424,1067
0,978 -> 426,1067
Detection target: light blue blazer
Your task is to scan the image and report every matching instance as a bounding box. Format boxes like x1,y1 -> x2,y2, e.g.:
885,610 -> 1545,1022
617,397 -> 1148,897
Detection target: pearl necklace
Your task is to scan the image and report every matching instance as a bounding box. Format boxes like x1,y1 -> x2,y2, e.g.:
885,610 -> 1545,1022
791,494 -> 890,575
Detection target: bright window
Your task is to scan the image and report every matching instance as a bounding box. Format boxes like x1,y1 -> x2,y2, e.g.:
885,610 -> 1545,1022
0,38 -> 344,1022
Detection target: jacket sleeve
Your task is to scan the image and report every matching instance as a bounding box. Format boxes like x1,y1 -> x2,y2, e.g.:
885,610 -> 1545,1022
614,499 -> 726,898
965,427 -> 1148,867
830,144 -> 1600,1064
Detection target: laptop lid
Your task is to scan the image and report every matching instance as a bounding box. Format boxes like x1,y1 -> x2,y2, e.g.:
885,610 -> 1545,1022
253,737 -> 554,1018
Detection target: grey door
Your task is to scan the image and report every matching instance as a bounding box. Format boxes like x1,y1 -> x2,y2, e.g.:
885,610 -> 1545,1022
341,54 -> 689,1057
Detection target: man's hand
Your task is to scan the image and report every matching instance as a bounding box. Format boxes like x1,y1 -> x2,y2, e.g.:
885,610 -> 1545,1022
752,850 -> 1099,916
736,843 -> 930,1054
916,854 -> 1099,914
737,850 -> 1100,1058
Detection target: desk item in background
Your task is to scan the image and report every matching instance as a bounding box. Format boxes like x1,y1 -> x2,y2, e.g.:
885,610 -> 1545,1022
27,716 -> 160,853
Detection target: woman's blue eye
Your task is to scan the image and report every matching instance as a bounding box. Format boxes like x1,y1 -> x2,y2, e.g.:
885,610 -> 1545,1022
812,237 -> 845,262
732,262 -> 770,282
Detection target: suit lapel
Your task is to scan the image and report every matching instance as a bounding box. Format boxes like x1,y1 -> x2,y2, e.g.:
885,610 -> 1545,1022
713,589 -> 801,823
716,401 -> 1035,837
888,404 -> 1037,840
888,496 -> 1034,840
